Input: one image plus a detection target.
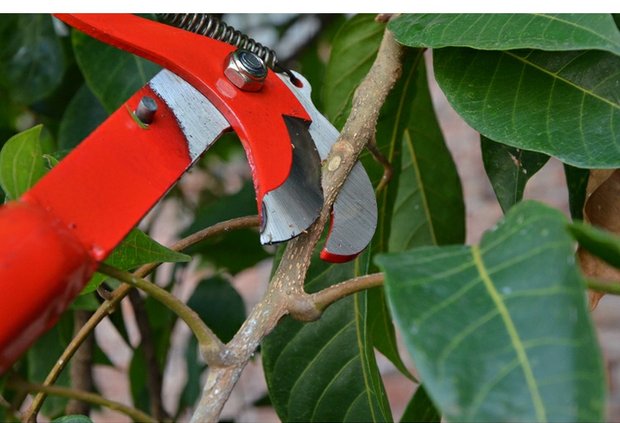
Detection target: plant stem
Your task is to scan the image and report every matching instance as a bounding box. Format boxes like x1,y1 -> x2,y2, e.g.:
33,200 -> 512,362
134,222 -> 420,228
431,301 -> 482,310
98,263 -> 226,363
587,279 -> 620,296
311,273 -> 385,312
24,215 -> 259,422
8,379 -> 156,423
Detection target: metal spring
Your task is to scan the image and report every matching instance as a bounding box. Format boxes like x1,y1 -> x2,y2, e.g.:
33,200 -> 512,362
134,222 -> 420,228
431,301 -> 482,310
158,14 -> 279,69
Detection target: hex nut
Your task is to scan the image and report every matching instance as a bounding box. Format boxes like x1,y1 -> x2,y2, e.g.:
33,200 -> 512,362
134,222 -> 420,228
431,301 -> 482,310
224,49 -> 267,92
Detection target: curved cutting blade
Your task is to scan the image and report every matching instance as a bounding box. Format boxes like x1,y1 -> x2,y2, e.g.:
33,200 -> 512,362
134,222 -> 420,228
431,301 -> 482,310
277,72 -> 378,262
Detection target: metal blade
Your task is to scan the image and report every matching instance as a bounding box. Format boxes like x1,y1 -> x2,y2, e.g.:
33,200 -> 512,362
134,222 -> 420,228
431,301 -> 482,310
277,72 -> 378,261
26,70 -> 229,260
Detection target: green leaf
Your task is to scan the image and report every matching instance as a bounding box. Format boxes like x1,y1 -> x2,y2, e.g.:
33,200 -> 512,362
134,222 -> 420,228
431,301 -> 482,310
0,15 -> 65,104
388,55 -> 465,250
323,15 -> 384,129
390,14 -> 620,55
28,314 -> 73,418
58,84 -> 107,150
400,385 -> 441,423
434,48 -> 620,168
0,125 -> 47,199
72,28 -> 160,113
377,201 -> 605,422
564,164 -> 589,221
481,136 -> 549,213
187,276 -> 246,343
81,228 -> 191,294
178,337 -> 204,414
129,346 -> 149,414
569,221 -> 620,269
51,415 -> 94,423
262,251 -> 392,422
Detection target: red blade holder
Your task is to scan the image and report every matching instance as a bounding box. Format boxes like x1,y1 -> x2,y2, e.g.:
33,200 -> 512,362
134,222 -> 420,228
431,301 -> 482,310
0,14 -> 310,373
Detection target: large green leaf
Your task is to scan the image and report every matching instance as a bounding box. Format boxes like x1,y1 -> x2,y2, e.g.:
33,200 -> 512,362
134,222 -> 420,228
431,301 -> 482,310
72,28 -> 160,113
389,56 -> 465,250
481,136 -> 549,213
434,48 -> 620,168
82,228 -> 191,294
51,415 -> 94,423
377,201 -> 605,422
390,14 -> 620,55
58,84 -> 107,150
187,276 -> 246,343
262,250 -> 392,422
569,221 -> 620,269
0,14 -> 66,104
323,14 -> 384,129
0,125 -> 48,200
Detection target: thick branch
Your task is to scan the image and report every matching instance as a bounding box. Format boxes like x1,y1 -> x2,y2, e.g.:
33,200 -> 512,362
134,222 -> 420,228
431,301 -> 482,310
311,273 -> 384,312
8,379 -> 156,423
191,26 -> 405,423
24,215 -> 259,422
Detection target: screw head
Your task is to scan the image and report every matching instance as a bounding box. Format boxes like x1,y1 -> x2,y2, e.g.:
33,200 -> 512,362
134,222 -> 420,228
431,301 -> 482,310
224,49 -> 267,92
135,96 -> 157,124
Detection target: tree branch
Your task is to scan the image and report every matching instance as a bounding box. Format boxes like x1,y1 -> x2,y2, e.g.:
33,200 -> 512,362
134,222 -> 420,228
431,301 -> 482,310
8,379 -> 156,423
311,273 -> 385,312
190,25 -> 405,423
587,279 -> 620,296
24,215 -> 259,422
98,263 -> 226,364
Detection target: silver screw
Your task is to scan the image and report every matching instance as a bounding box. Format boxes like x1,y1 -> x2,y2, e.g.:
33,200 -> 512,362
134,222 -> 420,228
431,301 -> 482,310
135,96 -> 157,124
224,49 -> 267,92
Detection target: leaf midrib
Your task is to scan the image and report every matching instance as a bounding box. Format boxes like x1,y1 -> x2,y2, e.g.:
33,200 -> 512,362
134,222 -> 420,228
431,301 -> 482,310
471,245 -> 547,422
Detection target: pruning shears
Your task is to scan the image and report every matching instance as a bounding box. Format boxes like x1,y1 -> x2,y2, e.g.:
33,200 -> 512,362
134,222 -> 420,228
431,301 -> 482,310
0,14 -> 377,373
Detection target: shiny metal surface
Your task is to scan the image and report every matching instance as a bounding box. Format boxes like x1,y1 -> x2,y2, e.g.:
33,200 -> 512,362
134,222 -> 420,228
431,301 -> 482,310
260,116 -> 323,244
277,72 -> 378,258
149,70 -> 229,162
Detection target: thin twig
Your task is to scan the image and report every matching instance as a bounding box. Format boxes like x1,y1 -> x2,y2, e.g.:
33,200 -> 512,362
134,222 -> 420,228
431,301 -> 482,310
190,25 -> 405,423
98,263 -> 226,363
587,279 -> 620,296
24,215 -> 259,422
311,273 -> 385,312
65,310 -> 94,416
128,290 -> 170,421
367,135 -> 393,193
8,379 -> 156,423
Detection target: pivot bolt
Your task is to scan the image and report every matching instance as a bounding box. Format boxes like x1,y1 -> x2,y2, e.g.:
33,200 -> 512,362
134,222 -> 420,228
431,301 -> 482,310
224,49 -> 267,92
135,96 -> 157,125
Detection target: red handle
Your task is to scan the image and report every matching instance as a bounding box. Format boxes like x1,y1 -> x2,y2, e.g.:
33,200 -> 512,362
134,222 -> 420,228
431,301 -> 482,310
0,200 -> 96,373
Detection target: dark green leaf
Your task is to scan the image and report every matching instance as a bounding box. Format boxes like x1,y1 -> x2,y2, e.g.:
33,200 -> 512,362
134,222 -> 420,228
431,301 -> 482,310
564,164 -> 589,220
263,251 -> 392,422
434,48 -> 620,168
400,385 -> 441,423
569,221 -> 620,269
187,276 -> 246,343
481,136 -> 549,213
129,346 -> 149,414
28,314 -> 73,418
0,125 -> 47,199
323,15 -> 384,129
72,28 -> 160,113
81,228 -> 191,294
58,84 -> 107,150
51,415 -> 94,423
0,15 -> 65,104
390,14 -> 620,55
377,201 -> 605,422
388,55 -> 465,250
69,292 -> 100,311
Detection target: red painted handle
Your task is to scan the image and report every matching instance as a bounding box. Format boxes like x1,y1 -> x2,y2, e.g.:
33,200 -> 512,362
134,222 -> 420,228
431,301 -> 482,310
0,200 -> 96,374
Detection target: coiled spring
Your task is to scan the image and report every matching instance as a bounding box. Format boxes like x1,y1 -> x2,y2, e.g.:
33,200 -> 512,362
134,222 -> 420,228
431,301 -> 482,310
159,14 -> 279,70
